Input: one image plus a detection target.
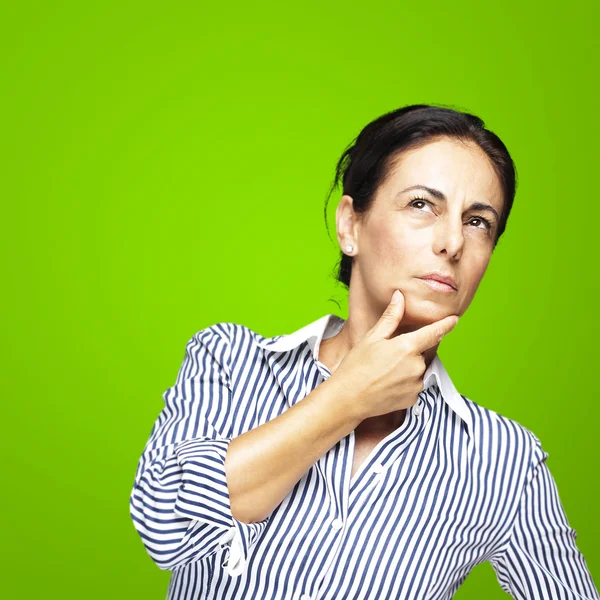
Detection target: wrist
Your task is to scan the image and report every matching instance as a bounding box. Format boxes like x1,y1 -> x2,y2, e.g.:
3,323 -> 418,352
320,375 -> 365,427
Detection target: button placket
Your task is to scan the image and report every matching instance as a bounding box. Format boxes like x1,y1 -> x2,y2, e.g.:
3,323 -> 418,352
348,390 -> 437,536
371,462 -> 385,485
315,359 -> 331,381
348,465 -> 388,519
349,424 -> 407,492
306,514 -> 348,600
306,438 -> 354,600
413,389 -> 431,417
372,462 -> 384,474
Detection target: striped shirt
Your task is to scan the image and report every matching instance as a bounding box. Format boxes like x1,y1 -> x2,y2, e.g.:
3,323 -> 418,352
129,313 -> 599,600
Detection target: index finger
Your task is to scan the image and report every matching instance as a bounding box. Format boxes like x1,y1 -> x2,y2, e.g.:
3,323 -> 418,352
397,315 -> 459,354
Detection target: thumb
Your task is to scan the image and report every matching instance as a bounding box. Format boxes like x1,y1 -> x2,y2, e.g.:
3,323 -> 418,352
370,290 -> 406,340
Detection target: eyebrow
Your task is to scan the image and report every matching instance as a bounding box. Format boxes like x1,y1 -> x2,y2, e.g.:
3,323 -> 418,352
398,184 -> 500,222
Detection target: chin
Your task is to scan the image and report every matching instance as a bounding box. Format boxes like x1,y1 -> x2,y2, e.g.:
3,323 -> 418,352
403,299 -> 456,325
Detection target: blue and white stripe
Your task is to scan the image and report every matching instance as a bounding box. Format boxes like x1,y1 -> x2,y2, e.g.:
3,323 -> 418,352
129,314 -> 599,599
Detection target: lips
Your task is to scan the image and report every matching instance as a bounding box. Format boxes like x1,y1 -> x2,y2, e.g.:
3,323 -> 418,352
417,273 -> 458,291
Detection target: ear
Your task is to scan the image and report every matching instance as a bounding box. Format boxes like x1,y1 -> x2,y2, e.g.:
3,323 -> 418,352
336,195 -> 359,254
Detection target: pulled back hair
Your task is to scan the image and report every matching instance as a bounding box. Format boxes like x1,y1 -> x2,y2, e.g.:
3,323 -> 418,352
324,103 -> 518,289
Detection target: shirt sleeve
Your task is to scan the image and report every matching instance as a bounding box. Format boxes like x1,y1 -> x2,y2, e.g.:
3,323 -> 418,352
129,323 -> 270,576
489,432 -> 600,599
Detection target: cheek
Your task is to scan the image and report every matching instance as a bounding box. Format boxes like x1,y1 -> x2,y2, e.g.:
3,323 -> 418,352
368,222 -> 417,265
462,257 -> 491,296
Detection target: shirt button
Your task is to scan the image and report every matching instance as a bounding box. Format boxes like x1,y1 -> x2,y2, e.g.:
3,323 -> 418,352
413,404 -> 422,416
300,595 -> 312,600
331,518 -> 344,530
372,463 -> 384,474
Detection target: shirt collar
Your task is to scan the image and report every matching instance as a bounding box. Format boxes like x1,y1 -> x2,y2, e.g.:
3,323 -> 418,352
257,313 -> 472,432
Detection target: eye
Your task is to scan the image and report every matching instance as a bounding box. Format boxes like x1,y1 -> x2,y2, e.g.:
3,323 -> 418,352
410,197 -> 493,232
468,216 -> 493,231
409,196 -> 434,212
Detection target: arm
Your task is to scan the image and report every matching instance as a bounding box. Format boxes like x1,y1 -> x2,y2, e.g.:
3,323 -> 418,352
129,324 -> 361,576
489,433 -> 599,599
225,370 -> 361,524
129,324 -> 262,574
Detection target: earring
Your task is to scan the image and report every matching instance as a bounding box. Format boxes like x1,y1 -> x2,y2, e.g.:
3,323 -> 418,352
344,244 -> 353,253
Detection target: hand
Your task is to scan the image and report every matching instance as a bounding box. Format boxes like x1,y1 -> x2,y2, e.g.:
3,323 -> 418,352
331,290 -> 459,420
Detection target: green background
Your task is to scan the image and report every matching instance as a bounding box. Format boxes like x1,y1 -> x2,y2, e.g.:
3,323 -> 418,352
2,0 -> 598,597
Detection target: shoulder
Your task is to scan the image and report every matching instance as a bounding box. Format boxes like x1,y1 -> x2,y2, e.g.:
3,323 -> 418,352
192,321 -> 280,347
184,320 -> 284,360
173,322 -> 257,386
460,394 -> 546,462
184,321 -> 251,345
180,322 -> 234,356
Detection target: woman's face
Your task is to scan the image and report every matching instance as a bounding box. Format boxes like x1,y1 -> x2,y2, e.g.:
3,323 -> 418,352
337,136 -> 505,327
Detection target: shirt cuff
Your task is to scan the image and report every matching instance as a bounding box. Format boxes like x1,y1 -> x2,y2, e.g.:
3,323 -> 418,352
173,437 -> 270,576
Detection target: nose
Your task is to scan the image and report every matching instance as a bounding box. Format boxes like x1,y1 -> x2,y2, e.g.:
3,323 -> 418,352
433,217 -> 464,259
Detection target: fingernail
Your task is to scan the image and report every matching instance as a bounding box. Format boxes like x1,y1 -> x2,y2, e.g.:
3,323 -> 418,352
391,290 -> 401,304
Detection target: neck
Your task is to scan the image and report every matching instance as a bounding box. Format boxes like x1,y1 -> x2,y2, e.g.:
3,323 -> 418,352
318,315 -> 439,437
319,315 -> 439,375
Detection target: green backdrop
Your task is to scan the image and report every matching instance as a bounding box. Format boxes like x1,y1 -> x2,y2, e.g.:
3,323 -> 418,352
2,0 -> 598,598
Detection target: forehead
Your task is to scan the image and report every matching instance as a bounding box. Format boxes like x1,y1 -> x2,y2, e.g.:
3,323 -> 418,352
382,137 -> 504,207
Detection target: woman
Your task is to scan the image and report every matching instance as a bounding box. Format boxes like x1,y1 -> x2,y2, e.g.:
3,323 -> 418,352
129,104 -> 599,599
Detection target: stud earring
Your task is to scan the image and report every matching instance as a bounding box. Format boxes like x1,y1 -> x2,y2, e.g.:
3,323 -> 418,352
344,244 -> 353,253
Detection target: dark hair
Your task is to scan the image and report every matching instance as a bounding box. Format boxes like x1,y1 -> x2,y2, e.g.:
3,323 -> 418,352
324,103 -> 518,289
